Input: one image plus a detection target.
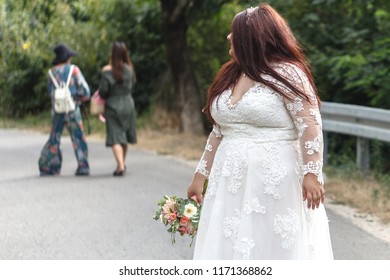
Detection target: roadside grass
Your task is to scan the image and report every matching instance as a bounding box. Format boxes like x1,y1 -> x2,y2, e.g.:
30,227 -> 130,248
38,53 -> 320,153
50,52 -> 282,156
1,113 -> 389,224
0,111 -> 52,133
0,109 -> 107,138
324,164 -> 390,223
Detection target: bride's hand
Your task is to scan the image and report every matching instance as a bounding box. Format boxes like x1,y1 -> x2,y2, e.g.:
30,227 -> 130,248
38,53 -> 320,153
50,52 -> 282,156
187,173 -> 206,204
302,173 -> 325,210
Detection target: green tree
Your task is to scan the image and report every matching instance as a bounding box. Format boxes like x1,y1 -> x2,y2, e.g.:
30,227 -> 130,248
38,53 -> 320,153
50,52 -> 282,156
0,0 -> 104,116
81,0 -> 165,115
158,0 -> 205,134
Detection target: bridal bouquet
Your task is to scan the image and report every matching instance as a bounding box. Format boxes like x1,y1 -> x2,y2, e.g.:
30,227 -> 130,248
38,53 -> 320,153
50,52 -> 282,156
153,195 -> 201,245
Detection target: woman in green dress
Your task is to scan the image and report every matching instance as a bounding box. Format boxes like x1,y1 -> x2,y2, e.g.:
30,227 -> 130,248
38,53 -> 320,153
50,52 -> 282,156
99,42 -> 137,176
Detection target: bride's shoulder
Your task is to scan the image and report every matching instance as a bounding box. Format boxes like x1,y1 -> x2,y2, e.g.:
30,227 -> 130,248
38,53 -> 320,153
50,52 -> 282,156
270,62 -> 310,89
272,62 -> 305,78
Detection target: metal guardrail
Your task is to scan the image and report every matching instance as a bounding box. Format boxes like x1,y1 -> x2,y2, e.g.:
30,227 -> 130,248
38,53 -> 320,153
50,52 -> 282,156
321,102 -> 390,171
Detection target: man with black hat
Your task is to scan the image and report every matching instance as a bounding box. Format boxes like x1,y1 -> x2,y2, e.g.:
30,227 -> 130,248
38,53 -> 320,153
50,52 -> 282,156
38,43 -> 91,176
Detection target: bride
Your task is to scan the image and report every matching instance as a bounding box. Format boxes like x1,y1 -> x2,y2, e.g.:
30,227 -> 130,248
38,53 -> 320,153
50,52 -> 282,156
187,3 -> 333,260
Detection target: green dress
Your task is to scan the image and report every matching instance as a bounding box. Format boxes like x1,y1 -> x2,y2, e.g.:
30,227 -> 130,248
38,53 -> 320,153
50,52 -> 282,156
99,65 -> 137,146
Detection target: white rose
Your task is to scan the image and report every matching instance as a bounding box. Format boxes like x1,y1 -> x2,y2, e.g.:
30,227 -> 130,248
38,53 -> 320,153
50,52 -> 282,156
184,204 -> 197,218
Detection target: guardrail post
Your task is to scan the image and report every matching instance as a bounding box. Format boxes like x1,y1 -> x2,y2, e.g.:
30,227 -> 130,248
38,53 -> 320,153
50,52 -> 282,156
323,131 -> 328,165
356,137 -> 370,172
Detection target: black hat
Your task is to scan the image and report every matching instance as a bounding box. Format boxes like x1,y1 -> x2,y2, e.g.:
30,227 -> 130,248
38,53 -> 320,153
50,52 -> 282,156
52,43 -> 76,65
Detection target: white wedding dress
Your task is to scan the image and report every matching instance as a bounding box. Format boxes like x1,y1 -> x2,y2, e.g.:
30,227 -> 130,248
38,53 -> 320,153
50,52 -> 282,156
193,63 -> 333,260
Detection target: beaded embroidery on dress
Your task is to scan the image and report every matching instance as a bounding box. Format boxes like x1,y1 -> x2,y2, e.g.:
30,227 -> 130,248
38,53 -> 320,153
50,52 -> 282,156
194,62 -> 333,260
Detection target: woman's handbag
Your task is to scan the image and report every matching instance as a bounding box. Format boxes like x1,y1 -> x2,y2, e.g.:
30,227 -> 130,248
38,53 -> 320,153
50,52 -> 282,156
90,90 -> 105,115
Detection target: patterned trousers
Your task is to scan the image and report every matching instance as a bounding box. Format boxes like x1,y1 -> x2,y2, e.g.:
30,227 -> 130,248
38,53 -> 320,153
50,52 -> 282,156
38,108 -> 89,175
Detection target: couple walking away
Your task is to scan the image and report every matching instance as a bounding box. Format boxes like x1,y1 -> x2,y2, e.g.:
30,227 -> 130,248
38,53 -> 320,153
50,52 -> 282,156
38,42 -> 137,177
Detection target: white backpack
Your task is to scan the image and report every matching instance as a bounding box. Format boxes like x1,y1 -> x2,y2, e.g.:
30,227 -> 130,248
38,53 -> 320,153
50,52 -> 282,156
48,65 -> 76,113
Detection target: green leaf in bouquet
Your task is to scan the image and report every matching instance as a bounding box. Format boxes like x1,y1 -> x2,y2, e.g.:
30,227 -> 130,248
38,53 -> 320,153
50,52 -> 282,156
202,179 -> 208,195
153,194 -> 202,246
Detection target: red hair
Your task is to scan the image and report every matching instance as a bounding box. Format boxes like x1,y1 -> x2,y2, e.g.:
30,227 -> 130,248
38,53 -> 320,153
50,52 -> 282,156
204,3 -> 319,123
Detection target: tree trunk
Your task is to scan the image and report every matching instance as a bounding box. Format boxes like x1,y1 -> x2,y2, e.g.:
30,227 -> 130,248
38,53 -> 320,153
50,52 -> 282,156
153,68 -> 181,131
159,0 -> 204,135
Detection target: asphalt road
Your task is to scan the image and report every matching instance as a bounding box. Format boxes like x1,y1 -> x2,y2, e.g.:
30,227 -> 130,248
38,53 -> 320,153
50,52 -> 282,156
0,128 -> 389,260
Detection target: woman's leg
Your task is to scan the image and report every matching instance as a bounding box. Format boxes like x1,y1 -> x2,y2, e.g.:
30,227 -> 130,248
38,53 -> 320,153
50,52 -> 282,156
121,144 -> 128,167
66,110 -> 89,175
38,114 -> 65,175
112,144 -> 125,173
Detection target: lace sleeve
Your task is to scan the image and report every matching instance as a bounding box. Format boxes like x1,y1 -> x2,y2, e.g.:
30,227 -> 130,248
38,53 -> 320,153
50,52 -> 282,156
277,64 -> 324,185
195,124 -> 223,178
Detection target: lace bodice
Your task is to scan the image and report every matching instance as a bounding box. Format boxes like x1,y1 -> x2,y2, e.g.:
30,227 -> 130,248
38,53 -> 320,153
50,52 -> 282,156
196,62 -> 324,184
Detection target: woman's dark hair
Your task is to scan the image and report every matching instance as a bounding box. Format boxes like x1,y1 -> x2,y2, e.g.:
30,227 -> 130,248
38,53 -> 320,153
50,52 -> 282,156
204,3 -> 318,123
111,41 -> 135,83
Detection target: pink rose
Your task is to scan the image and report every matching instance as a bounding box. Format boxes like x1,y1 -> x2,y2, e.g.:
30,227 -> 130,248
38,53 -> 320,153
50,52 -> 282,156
169,213 -> 177,221
180,216 -> 189,226
178,226 -> 188,235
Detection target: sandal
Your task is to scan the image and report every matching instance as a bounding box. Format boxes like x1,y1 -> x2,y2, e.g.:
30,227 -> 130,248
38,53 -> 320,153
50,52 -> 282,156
75,168 -> 90,176
113,169 -> 125,176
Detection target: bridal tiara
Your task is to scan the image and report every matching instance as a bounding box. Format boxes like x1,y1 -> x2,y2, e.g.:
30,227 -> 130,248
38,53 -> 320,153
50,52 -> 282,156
245,7 -> 257,25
